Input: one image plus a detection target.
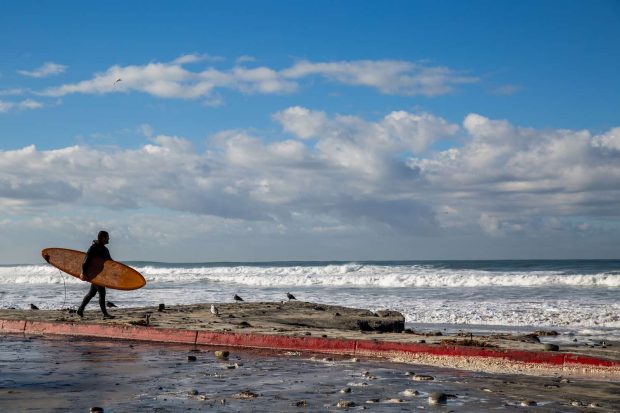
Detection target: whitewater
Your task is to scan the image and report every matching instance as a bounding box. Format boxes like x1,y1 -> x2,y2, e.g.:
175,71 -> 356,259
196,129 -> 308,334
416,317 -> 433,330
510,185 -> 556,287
1,260 -> 618,340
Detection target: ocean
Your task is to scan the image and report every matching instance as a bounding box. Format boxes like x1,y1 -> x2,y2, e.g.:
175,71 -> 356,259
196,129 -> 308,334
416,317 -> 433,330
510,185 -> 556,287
1,260 -> 618,340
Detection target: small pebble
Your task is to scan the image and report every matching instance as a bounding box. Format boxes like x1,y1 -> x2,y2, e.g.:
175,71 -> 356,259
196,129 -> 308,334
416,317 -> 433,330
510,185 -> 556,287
366,398 -> 380,404
336,400 -> 355,408
350,358 -> 359,362
520,400 -> 537,406
294,400 -> 307,407
340,387 -> 351,394
187,355 -> 197,362
386,398 -> 403,403
543,343 -> 560,351
413,374 -> 434,381
236,390 -> 258,399
403,389 -> 419,397
405,371 -> 415,376
215,350 -> 230,359
589,402 -> 601,408
90,408 -> 104,413
188,389 -> 199,396
429,392 -> 447,405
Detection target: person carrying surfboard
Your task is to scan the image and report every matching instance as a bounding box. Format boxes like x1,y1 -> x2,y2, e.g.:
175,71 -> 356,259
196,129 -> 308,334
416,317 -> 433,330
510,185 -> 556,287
77,230 -> 115,319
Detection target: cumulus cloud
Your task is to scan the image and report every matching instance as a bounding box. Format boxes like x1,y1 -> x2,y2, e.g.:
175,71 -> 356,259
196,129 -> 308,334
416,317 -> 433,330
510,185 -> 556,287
17,62 -> 67,78
40,57 -> 477,100
2,110 -> 619,240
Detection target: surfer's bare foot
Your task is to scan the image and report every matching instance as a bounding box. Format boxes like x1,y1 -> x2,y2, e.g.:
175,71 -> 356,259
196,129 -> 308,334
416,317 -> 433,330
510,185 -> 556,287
102,314 -> 115,320
77,309 -> 84,317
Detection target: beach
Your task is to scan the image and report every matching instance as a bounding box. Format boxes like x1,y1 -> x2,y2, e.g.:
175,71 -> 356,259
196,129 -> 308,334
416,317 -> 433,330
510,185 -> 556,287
1,334 -> 619,412
1,260 -> 619,411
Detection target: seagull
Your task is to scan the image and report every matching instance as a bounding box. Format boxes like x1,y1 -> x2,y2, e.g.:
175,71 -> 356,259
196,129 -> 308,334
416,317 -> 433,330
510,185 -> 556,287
113,78 -> 122,86
210,304 -> 219,316
286,292 -> 297,301
106,301 -> 118,308
234,294 -> 244,302
30,303 -> 39,310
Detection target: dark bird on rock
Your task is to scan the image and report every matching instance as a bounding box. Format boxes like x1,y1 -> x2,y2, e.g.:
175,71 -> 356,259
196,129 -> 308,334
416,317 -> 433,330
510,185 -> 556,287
106,301 -> 118,308
286,292 -> 297,301
234,294 -> 244,302
30,303 -> 39,310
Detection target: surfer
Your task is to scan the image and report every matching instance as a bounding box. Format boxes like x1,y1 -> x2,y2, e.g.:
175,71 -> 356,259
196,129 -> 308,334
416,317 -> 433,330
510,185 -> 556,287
77,231 -> 115,319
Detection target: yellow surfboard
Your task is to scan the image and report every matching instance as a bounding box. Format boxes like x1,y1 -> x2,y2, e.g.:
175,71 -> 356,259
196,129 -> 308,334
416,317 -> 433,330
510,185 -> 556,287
42,248 -> 146,291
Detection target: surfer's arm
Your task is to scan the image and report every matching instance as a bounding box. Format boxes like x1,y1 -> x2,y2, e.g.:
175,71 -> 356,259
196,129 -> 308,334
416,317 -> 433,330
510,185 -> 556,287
81,245 -> 95,278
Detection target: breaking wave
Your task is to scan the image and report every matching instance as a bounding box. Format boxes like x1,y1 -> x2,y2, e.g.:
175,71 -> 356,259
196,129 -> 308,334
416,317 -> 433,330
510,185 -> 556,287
2,263 -> 619,288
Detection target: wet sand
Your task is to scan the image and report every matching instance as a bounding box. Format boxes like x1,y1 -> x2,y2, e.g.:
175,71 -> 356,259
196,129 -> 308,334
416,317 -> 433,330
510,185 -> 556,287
1,334 -> 619,412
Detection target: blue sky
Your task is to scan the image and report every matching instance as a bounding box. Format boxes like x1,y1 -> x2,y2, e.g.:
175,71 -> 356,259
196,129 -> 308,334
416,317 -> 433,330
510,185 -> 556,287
1,1 -> 619,263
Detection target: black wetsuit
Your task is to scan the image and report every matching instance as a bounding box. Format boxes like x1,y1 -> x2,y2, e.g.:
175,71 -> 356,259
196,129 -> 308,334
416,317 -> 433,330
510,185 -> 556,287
78,241 -> 112,316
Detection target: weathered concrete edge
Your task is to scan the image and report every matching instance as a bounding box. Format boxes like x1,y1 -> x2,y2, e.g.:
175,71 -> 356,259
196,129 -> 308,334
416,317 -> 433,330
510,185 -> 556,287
2,319 -> 618,374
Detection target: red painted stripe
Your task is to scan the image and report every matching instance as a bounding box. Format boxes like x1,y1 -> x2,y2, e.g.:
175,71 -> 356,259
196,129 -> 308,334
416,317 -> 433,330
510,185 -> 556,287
1,318 -> 618,371
23,321 -> 198,344
0,319 -> 26,333
196,330 -> 357,353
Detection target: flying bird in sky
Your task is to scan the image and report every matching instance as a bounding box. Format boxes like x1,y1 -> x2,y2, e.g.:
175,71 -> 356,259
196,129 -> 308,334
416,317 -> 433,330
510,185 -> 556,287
113,78 -> 122,85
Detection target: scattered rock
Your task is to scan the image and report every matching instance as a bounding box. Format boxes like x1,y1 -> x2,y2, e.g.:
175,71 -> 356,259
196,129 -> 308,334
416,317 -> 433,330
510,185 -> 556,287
386,398 -> 403,403
405,371 -> 415,376
571,400 -> 584,407
187,355 -> 197,362
340,387 -> 351,394
543,343 -> 560,351
215,350 -> 230,359
520,400 -> 537,406
90,408 -> 104,413
188,389 -> 199,396
235,390 -> 258,399
589,402 -> 601,408
350,357 -> 359,362
366,399 -> 380,404
428,392 -> 448,405
336,400 -> 355,408
534,330 -> 559,336
419,339 -> 426,344
323,357 -> 333,362
403,389 -> 419,396
294,400 -> 307,407
412,374 -> 434,381
304,331 -> 311,336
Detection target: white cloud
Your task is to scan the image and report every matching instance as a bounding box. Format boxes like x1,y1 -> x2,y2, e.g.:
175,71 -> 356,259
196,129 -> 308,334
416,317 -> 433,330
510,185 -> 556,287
17,62 -> 67,78
0,99 -> 44,113
40,57 -> 477,100
282,60 -> 478,96
0,88 -> 25,96
2,110 -> 619,241
236,55 -> 256,64
172,53 -> 224,64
